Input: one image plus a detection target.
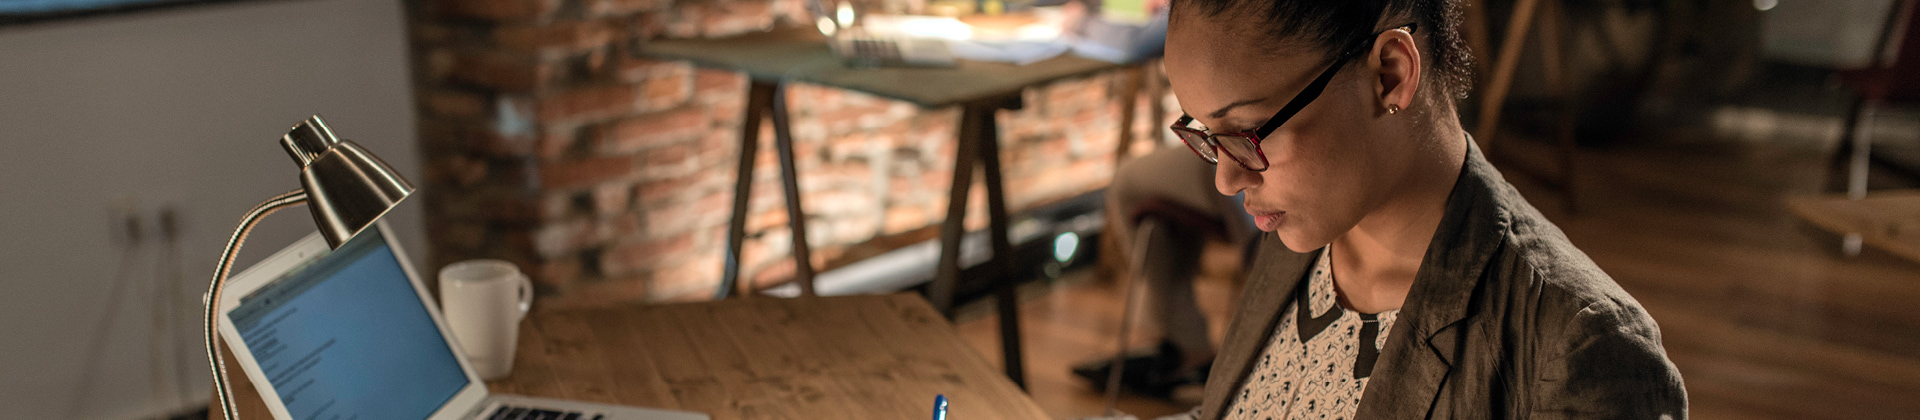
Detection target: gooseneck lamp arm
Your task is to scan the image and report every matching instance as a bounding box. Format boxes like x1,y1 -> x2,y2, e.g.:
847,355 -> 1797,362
201,115 -> 414,420
203,189 -> 309,420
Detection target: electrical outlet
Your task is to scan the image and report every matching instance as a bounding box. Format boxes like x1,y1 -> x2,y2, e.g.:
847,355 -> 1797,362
158,205 -> 182,243
108,197 -> 143,249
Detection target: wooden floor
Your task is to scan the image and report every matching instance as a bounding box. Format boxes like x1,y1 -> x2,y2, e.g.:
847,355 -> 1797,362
956,134 -> 1920,419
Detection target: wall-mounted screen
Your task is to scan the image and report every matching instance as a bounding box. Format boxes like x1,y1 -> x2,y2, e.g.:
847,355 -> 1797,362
1,0 -> 270,25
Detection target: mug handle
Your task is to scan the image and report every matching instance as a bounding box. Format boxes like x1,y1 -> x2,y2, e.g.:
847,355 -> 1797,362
515,274 -> 533,320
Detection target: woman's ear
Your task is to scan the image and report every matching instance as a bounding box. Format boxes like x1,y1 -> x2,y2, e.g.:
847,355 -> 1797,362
1369,27 -> 1422,115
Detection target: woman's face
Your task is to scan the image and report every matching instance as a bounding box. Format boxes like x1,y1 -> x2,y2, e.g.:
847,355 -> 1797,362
1164,19 -> 1411,253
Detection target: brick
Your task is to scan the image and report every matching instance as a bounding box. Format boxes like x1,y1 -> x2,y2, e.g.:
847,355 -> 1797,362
660,3 -> 706,38
427,189 -> 542,223
538,191 -> 576,220
693,69 -> 743,92
430,0 -> 561,21
450,51 -> 554,92
414,7 -> 1149,308
591,182 -> 632,216
882,205 -> 932,235
533,218 -> 594,258
539,155 -> 636,190
488,195 -> 548,223
602,232 -> 695,275
586,0 -> 669,18
536,84 -> 639,122
430,153 -> 491,187
495,20 -> 618,56
430,219 -> 490,254
746,208 -> 787,232
642,199 -> 699,237
696,131 -> 738,166
536,128 -> 580,160
769,0 -> 809,22
644,144 -> 694,167
598,107 -> 707,155
701,0 -> 772,37
411,23 -> 459,47
421,49 -> 457,85
649,257 -> 720,301
639,64 -> 693,111
533,258 -> 582,288
633,176 -> 688,204
461,125 -> 540,158
690,191 -> 732,227
616,57 -> 672,84
745,259 -> 795,293
423,89 -> 490,118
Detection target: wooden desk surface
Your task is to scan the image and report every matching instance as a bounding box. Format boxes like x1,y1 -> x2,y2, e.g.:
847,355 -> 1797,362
216,294 -> 1048,420
636,27 -> 1122,108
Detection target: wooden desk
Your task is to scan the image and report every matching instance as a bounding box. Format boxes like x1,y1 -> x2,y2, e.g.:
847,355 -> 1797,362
215,294 -> 1048,420
639,26 -> 1129,387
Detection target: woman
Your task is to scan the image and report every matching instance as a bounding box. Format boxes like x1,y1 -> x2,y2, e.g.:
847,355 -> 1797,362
1157,0 -> 1687,418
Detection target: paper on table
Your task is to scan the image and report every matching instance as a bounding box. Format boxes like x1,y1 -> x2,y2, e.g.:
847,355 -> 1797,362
1065,11 -> 1166,64
856,12 -> 1076,65
946,39 -> 1071,65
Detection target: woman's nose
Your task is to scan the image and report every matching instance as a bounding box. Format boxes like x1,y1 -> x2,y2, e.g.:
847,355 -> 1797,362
1215,158 -> 1259,196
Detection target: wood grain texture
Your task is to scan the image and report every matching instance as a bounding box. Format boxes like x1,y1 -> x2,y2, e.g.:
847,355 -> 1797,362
215,294 -> 1046,420
1788,191 -> 1920,264
956,138 -> 1920,419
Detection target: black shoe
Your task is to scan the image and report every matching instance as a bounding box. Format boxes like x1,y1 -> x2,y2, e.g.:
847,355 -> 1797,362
1071,340 -> 1210,399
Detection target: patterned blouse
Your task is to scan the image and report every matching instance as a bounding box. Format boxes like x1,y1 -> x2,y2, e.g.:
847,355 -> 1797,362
1223,248 -> 1399,420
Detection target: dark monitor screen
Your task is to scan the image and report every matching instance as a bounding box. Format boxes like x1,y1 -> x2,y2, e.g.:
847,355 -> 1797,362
0,0 -> 272,25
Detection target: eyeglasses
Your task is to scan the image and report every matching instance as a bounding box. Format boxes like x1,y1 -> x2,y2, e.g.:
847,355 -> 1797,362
1171,23 -> 1417,172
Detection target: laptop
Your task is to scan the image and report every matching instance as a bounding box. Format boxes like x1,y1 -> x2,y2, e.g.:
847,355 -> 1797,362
216,222 -> 708,420
832,31 -> 957,68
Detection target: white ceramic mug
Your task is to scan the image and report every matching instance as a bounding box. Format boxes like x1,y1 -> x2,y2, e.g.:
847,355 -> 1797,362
438,259 -> 533,380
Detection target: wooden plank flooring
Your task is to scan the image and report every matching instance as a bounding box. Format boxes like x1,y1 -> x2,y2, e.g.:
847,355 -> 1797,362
956,136 -> 1920,419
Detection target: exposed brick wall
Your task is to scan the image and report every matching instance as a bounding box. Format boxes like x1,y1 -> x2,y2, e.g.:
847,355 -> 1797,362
408,0 -> 1168,307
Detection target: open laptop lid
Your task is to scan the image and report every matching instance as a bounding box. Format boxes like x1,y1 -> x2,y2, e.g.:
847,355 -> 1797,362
217,222 -> 492,420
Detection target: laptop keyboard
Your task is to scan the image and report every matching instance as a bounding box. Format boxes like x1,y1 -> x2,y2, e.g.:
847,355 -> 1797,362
486,405 -> 603,420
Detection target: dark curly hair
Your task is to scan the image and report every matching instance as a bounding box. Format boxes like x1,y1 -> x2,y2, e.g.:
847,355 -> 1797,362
1169,0 -> 1475,101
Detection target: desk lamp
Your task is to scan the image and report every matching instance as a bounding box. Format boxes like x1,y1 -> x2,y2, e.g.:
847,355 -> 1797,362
201,115 -> 415,420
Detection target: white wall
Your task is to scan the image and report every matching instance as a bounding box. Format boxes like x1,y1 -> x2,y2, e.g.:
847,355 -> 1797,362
1763,0 -> 1900,68
0,0 -> 422,418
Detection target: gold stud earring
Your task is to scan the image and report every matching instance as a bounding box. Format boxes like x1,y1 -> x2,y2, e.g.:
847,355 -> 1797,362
1386,104 -> 1401,115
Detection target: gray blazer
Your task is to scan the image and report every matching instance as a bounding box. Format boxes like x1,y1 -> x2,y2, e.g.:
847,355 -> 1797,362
1197,143 -> 1687,419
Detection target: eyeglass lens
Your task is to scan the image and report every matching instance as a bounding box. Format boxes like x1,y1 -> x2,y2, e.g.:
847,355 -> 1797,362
1175,129 -> 1267,171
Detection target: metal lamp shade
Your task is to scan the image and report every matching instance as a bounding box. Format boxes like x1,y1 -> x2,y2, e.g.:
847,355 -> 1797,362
279,116 -> 414,249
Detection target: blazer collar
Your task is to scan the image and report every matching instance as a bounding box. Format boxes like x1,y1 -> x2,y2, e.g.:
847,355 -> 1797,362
1350,138 -> 1514,418
1398,138 -> 1513,347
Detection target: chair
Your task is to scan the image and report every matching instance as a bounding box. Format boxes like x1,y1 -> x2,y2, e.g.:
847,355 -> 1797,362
1830,0 -> 1920,254
1094,197 -> 1244,413
1467,0 -> 1581,213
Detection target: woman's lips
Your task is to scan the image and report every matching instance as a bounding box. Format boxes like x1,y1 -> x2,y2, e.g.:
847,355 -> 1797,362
1250,209 -> 1286,231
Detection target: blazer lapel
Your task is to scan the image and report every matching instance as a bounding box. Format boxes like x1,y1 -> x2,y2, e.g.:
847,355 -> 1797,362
1197,233 -> 1317,419
1354,140 -> 1511,419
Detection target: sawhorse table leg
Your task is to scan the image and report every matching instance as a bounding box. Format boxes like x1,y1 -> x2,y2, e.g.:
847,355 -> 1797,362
717,80 -> 817,299
928,96 -> 1026,389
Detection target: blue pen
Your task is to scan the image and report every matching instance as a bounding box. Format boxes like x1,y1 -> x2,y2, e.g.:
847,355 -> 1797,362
932,394 -> 948,420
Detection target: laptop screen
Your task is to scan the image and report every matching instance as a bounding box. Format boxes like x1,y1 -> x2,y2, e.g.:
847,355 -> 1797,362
228,228 -> 470,420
